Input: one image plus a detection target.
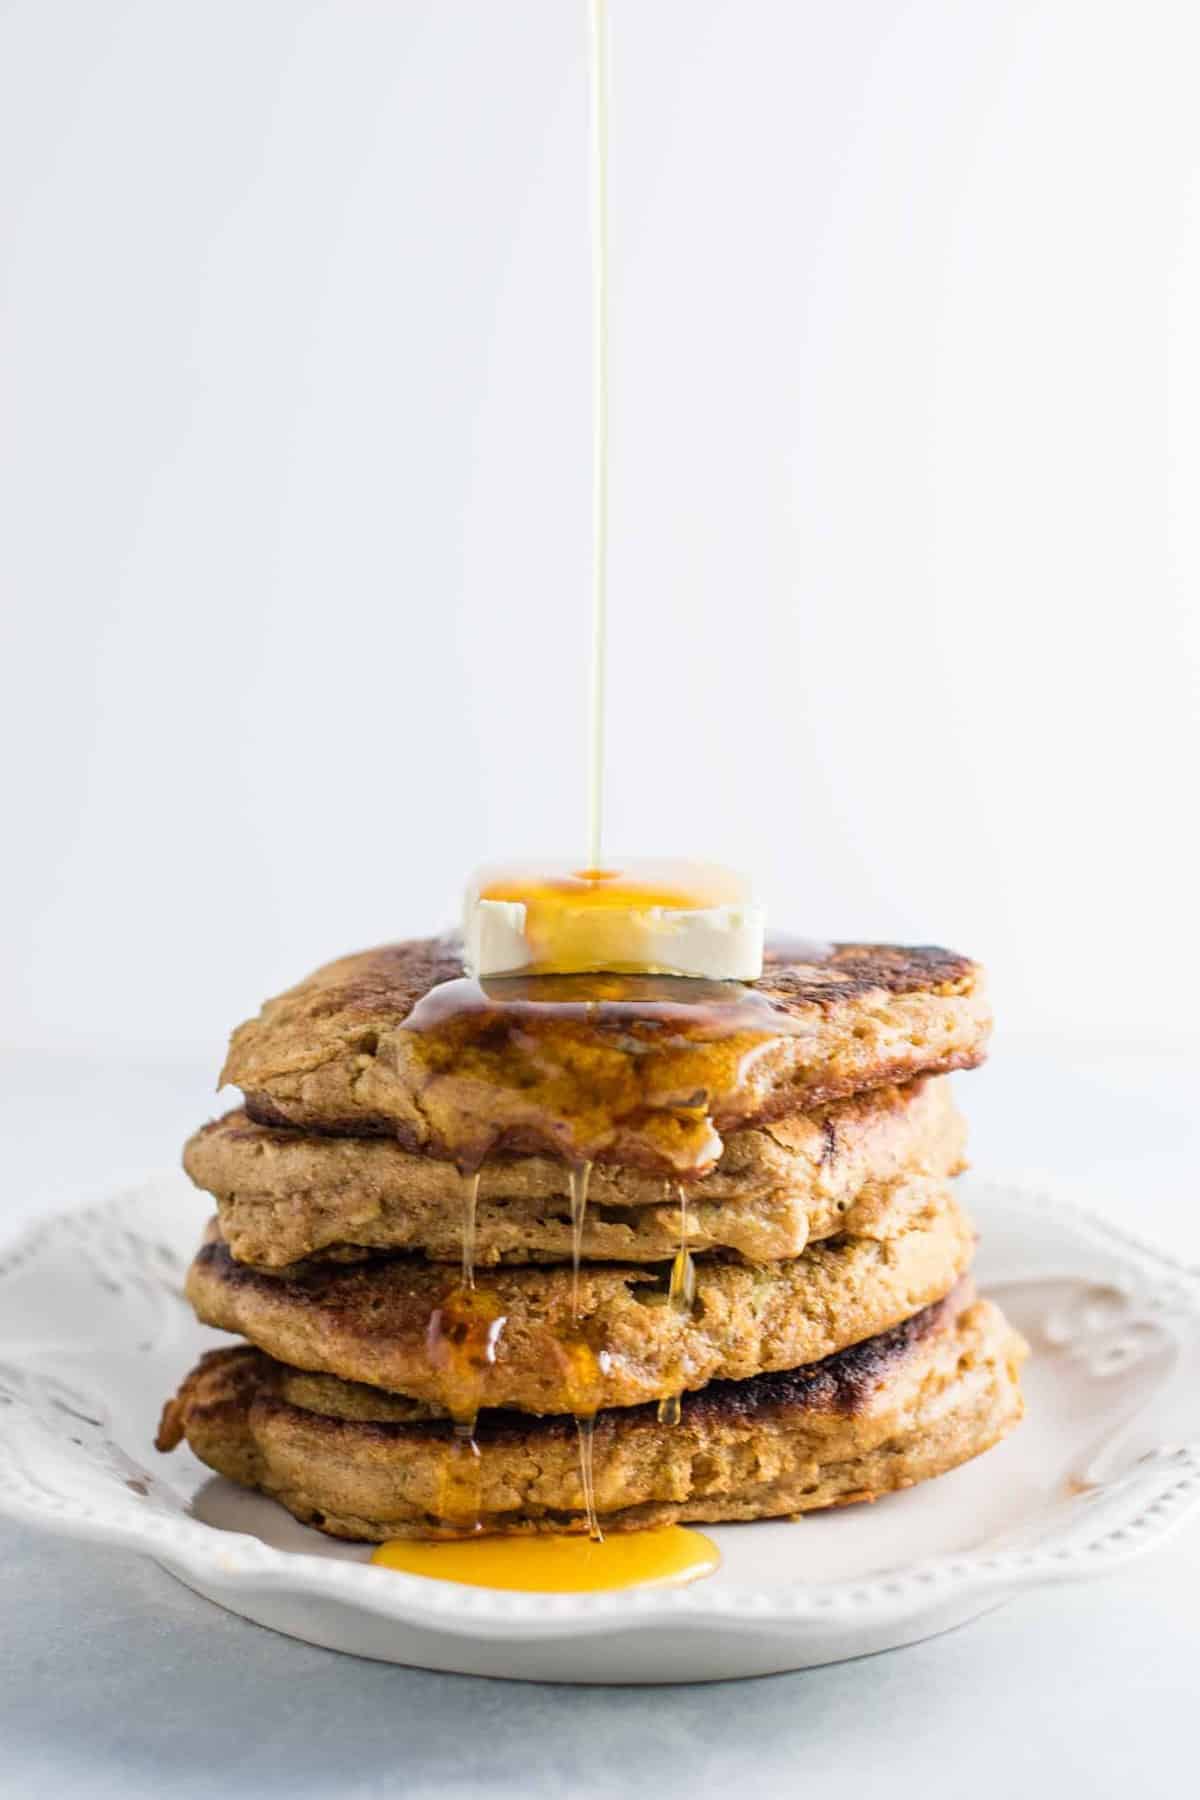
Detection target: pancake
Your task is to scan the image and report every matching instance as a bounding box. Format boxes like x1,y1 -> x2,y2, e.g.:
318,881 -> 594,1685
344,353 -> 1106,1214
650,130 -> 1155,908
185,1076 -> 967,1269
183,1185 -> 975,1416
157,1284 -> 1026,1538
220,936 -> 989,1177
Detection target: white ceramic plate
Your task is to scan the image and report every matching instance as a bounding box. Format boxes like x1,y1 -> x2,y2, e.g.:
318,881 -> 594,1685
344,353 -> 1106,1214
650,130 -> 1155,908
1,1175 -> 1198,1683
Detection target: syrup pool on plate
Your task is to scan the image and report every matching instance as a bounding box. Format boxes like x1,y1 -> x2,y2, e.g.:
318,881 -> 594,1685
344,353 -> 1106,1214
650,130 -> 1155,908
371,1526 -> 720,1593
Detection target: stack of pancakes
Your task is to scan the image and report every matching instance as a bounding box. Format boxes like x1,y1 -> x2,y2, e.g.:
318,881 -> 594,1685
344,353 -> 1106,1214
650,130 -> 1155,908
158,938 -> 1027,1539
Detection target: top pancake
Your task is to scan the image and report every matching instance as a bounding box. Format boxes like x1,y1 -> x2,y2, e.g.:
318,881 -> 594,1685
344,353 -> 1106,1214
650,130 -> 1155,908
221,936 -> 989,1177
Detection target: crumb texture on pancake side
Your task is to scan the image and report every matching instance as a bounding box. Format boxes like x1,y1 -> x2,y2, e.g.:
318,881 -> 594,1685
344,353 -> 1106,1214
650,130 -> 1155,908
185,1076 -> 967,1269
157,1293 -> 1026,1539
219,937 -> 990,1173
183,1187 -> 976,1415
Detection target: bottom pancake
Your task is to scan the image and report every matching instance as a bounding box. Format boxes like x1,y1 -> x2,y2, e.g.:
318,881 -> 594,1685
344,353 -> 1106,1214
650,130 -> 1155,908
157,1283 -> 1026,1540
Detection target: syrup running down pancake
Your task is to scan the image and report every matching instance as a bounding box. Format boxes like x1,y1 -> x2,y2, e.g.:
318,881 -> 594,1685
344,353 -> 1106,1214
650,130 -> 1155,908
221,937 -> 990,1176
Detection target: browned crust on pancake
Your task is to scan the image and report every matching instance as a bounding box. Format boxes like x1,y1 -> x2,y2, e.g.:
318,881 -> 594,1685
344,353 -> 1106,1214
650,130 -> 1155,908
183,1187 -> 976,1415
184,1077 -> 967,1269
261,1276 -> 974,1430
220,937 -> 989,1176
157,1287 -> 1026,1538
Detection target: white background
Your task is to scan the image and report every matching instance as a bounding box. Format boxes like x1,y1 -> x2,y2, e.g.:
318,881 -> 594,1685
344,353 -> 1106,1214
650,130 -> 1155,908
2,0 -> 1199,1062
3,9 -> 1200,1785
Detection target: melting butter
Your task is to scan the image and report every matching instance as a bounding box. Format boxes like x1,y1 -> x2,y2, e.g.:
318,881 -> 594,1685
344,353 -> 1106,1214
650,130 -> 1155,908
463,860 -> 764,980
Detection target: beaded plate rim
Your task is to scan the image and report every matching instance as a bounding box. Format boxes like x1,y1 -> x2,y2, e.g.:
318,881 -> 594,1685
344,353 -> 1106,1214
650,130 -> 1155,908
0,1176 -> 1198,1637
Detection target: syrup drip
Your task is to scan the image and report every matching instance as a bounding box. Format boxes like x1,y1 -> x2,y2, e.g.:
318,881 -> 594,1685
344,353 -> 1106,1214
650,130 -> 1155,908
425,1273 -> 505,1534
371,1525 -> 719,1593
575,1414 -> 602,1542
568,1159 -> 592,1318
560,1173 -> 604,1544
423,1163 -> 492,1529
436,1422 -> 484,1535
657,1184 -> 697,1427
668,1186 -> 697,1316
586,0 -> 610,871
425,1285 -> 506,1418
460,1168 -> 481,1289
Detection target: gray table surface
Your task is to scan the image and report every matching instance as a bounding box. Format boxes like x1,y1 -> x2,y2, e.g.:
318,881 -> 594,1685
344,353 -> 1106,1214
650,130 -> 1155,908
2,1042 -> 1198,1799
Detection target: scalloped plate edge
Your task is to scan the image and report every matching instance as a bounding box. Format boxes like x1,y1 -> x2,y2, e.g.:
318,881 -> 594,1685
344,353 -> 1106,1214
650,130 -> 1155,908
1,1175 -> 1199,1639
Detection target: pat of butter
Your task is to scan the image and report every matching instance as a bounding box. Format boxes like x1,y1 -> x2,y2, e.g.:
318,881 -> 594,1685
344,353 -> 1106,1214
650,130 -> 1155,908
462,861 -> 766,980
